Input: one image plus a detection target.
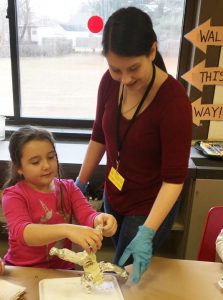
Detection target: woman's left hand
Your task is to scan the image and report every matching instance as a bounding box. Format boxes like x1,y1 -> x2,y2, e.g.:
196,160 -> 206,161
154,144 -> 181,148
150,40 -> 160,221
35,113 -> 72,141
118,225 -> 155,283
94,213 -> 117,237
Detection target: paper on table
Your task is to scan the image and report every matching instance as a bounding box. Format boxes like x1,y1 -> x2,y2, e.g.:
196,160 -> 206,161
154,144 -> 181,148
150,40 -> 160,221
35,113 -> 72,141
0,279 -> 26,300
39,275 -> 124,300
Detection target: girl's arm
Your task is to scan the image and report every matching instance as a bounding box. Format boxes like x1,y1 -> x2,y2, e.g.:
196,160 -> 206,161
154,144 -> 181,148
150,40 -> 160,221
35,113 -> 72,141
2,186 -> 102,254
23,223 -> 102,254
144,181 -> 183,230
77,140 -> 105,184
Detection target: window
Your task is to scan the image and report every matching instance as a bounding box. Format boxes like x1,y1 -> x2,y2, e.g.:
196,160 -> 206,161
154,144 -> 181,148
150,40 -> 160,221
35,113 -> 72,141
0,0 -> 13,116
3,0 -> 195,130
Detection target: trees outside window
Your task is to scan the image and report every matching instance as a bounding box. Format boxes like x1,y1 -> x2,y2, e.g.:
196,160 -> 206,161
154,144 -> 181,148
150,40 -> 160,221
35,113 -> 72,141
1,0 -> 185,125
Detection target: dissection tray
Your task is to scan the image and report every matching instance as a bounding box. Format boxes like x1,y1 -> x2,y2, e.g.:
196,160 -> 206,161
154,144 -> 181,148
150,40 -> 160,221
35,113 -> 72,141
39,275 -> 124,300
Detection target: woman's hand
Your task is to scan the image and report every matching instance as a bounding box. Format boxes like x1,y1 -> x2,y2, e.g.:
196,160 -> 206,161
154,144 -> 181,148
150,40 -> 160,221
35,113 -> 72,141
118,225 -> 155,283
66,225 -> 103,254
94,213 -> 117,237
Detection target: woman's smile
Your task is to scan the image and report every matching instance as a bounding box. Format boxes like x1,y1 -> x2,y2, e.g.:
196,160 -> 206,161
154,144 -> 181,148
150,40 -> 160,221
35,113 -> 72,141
125,80 -> 137,88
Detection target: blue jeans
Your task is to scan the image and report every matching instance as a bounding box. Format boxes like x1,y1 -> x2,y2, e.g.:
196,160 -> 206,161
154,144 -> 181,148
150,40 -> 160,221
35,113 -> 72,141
104,194 -> 181,265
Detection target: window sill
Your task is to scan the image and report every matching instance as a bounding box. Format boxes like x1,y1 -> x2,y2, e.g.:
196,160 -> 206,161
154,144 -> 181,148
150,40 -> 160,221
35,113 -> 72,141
5,125 -> 92,142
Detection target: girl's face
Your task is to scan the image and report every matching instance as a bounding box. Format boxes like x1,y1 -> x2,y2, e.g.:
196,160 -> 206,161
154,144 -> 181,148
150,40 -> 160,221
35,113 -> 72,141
17,139 -> 58,192
106,43 -> 156,92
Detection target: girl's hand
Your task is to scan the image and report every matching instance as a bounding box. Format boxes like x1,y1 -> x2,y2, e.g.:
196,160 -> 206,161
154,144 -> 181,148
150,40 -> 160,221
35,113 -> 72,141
66,225 -> 103,254
94,213 -> 117,237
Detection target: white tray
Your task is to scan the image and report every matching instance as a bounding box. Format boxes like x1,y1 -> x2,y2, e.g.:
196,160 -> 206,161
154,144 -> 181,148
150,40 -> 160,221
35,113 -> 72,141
39,275 -> 124,300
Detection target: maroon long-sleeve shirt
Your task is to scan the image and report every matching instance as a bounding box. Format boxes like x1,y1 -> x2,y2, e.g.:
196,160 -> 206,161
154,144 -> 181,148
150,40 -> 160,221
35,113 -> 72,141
92,70 -> 192,215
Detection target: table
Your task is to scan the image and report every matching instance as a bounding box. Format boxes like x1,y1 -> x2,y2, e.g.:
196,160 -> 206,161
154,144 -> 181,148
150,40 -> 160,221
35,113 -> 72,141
2,256 -> 223,299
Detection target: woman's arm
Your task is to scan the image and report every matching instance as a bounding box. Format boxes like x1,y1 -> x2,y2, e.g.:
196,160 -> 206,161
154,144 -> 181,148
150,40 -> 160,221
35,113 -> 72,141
77,72 -> 113,185
118,181 -> 183,283
144,182 -> 183,230
77,140 -> 105,184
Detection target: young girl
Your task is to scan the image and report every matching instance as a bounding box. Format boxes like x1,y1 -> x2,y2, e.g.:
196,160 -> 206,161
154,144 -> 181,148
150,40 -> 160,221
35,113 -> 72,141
2,126 -> 117,269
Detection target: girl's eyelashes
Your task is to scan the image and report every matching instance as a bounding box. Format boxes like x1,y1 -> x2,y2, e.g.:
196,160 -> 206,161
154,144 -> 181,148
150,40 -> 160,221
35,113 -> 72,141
31,160 -> 39,165
48,155 -> 56,160
30,155 -> 56,165
48,151 -> 57,158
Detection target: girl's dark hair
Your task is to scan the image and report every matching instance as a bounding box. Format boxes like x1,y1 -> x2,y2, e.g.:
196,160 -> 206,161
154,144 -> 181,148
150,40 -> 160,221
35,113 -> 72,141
102,6 -> 166,71
3,126 -> 67,219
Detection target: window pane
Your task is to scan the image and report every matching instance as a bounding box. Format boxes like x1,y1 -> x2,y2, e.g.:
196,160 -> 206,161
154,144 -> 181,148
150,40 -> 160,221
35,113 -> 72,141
0,0 -> 13,116
17,0 -> 184,120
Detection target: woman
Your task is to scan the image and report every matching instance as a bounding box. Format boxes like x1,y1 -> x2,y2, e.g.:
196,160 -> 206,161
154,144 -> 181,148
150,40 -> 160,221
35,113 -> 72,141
75,7 -> 192,283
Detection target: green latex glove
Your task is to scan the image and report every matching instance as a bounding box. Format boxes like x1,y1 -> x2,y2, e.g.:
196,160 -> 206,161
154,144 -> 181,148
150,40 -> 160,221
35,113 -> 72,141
74,177 -> 88,194
118,225 -> 155,283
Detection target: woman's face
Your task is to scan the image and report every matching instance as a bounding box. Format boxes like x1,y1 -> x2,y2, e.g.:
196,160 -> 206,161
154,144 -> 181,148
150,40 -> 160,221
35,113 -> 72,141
106,44 -> 156,92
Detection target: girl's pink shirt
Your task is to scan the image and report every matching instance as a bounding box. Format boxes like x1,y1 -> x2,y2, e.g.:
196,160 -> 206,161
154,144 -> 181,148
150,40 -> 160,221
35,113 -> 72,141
2,178 -> 100,268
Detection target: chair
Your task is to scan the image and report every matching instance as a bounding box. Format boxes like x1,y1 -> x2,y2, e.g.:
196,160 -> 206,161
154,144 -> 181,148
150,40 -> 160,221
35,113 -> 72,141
197,206 -> 223,262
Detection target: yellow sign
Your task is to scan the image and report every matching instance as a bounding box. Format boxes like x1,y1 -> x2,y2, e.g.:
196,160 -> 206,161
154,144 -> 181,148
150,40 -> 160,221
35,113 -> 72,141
185,19 -> 223,53
181,60 -> 223,91
192,98 -> 223,126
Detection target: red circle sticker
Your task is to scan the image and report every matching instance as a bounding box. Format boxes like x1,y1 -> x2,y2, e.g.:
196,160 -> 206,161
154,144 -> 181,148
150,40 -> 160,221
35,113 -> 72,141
88,16 -> 104,33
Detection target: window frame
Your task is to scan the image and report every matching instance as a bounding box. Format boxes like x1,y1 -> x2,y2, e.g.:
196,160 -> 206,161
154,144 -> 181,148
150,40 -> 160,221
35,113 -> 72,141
6,0 -> 198,138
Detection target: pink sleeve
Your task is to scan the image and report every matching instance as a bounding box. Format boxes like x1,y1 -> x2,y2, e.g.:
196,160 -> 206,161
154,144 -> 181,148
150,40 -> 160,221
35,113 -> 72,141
2,189 -> 32,245
68,180 -> 100,227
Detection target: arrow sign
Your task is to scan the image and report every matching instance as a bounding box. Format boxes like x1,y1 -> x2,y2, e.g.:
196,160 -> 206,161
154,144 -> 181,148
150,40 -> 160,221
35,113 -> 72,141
181,60 -> 223,91
192,98 -> 223,126
185,19 -> 223,53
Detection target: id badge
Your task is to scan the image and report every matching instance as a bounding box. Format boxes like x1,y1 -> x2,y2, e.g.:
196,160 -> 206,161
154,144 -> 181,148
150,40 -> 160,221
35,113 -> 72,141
108,167 -> 125,191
